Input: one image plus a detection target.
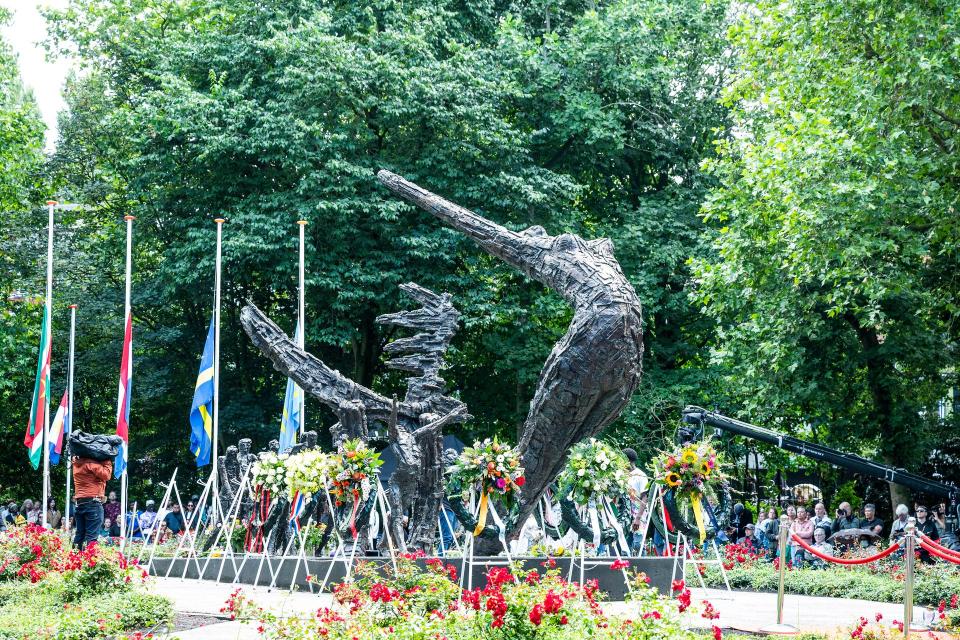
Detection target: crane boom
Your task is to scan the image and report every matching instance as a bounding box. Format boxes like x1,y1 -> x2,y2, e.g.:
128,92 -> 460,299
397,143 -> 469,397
682,406 -> 957,501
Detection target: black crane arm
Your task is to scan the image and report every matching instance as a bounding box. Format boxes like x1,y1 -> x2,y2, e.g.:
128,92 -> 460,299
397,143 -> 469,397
682,406 -> 957,501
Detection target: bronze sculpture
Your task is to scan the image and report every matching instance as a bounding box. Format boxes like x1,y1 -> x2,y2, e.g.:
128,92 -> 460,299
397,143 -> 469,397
240,171 -> 643,546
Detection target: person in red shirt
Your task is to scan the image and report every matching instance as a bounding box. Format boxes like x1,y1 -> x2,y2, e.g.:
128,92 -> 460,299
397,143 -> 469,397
72,456 -> 113,549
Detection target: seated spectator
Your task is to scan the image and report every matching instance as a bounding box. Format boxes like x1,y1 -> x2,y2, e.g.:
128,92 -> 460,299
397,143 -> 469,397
139,500 -> 159,535
0,503 -> 9,531
100,518 -> 114,539
46,498 -> 62,530
914,505 -> 939,564
125,507 -> 144,539
859,503 -> 883,549
164,503 -> 186,536
890,504 -> 910,542
790,506 -> 815,565
808,526 -> 834,568
22,500 -> 38,525
732,502 -> 754,541
811,502 -> 832,533
738,523 -> 764,553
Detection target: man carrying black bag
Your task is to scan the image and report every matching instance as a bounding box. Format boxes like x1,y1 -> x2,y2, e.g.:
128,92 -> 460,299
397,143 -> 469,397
69,431 -> 122,549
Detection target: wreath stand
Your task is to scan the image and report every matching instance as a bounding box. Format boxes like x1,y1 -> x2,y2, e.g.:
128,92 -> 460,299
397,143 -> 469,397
563,496 -> 633,599
312,477 -> 398,593
182,469 -> 251,584
458,488 -> 518,598
138,468 -> 180,570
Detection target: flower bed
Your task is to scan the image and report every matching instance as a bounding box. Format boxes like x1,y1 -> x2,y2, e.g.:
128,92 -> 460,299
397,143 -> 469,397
226,552 -> 712,640
0,525 -> 172,639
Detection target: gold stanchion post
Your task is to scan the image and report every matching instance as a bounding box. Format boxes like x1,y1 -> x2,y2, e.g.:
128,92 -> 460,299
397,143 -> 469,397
902,517 -> 927,637
760,515 -> 798,634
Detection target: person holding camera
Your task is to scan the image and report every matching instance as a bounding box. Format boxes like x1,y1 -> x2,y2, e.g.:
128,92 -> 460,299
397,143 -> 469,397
830,502 -> 859,532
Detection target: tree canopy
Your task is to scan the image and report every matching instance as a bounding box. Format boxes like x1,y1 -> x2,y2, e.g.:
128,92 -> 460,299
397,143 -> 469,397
0,0 -> 956,508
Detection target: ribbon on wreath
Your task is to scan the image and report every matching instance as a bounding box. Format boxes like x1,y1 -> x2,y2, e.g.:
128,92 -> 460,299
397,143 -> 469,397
691,492 -> 706,543
473,491 -> 490,536
588,498 -> 602,548
349,490 -> 361,540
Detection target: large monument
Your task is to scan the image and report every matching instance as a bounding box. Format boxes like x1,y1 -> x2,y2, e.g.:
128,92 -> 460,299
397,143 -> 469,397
241,171 -> 643,546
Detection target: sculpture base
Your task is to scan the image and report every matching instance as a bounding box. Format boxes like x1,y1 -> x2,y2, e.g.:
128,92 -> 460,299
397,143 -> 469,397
148,555 -> 676,598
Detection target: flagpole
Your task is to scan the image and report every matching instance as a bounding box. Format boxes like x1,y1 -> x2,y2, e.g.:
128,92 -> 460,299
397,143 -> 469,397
212,218 -> 224,518
297,219 -> 306,437
65,304 -> 76,529
119,215 -> 134,545
41,200 -> 55,529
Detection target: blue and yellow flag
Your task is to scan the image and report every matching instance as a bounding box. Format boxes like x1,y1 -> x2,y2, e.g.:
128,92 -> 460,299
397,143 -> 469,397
189,317 -> 215,466
278,321 -> 302,454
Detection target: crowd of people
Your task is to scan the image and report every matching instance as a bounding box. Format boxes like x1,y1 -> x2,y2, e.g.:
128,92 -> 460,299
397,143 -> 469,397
729,500 -> 951,565
0,492 -> 206,542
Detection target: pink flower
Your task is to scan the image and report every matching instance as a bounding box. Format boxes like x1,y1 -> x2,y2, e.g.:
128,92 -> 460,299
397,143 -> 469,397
495,477 -> 507,490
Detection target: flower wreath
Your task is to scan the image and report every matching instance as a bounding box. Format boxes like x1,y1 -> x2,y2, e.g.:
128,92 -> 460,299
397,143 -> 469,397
330,438 -> 383,507
556,438 -> 630,505
446,438 -> 525,536
651,439 -> 727,542
250,451 -> 288,499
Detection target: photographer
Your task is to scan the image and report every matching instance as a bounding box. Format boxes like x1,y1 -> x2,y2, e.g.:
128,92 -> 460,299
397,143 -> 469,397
72,455 -> 113,549
830,502 -> 859,533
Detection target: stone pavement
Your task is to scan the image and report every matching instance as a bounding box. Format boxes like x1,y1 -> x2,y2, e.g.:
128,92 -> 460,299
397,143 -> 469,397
149,577 -> 937,639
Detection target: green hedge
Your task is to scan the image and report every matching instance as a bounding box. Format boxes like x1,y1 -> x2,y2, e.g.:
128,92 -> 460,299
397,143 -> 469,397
698,561 -> 960,607
0,575 -> 173,640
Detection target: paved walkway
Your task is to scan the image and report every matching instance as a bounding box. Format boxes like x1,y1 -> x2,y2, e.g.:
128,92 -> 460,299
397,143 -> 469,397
150,577 -> 938,639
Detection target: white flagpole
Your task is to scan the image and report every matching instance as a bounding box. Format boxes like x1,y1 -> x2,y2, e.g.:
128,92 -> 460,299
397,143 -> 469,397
65,304 -> 76,529
119,214 -> 134,544
212,218 -> 224,517
297,219 -> 307,436
41,200 -> 55,529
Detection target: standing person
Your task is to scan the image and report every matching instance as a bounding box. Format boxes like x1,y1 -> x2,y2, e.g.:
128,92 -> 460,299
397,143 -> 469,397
790,506 -> 814,565
45,498 -> 62,530
811,502 -> 832,534
732,503 -> 753,541
103,491 -> 121,526
758,507 -> 780,558
623,448 -> 649,555
72,455 -> 113,549
859,503 -> 883,549
830,502 -> 858,532
914,505 -> 940,564
4,503 -> 18,527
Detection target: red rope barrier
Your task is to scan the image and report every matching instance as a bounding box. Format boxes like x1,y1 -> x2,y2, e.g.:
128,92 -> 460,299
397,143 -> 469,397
790,533 -> 902,565
918,538 -> 960,564
916,532 -> 960,560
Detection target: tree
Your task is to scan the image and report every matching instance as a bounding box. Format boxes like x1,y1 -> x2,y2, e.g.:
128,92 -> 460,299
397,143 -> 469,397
0,7 -> 50,499
693,0 -> 960,504
39,0 -> 731,495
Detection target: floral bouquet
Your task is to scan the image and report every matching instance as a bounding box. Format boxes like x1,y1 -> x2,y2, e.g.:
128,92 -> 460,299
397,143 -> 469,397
250,451 -> 288,498
650,439 -> 726,542
285,448 -> 333,501
556,438 -> 630,505
650,440 -> 725,502
446,437 -> 525,510
330,439 -> 383,507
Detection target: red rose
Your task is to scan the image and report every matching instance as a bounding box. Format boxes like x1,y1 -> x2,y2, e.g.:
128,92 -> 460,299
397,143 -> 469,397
514,476 -> 525,487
